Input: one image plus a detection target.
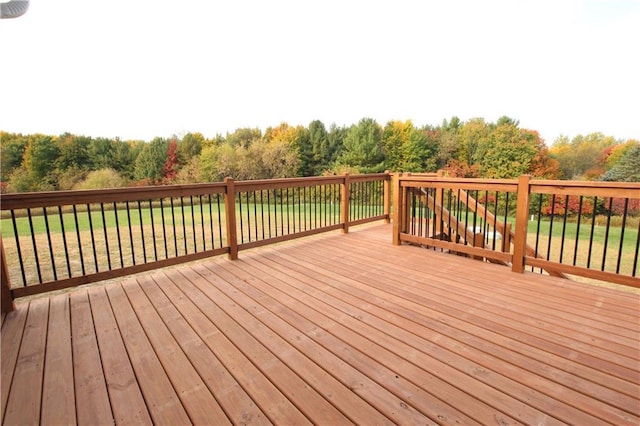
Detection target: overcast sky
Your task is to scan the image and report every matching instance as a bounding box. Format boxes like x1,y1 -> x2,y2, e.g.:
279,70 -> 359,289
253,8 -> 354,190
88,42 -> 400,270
1,0 -> 639,144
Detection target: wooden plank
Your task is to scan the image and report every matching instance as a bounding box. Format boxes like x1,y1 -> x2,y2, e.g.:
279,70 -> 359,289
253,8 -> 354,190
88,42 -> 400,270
310,231 -> 640,393
1,301 -> 28,425
170,266 -> 343,424
121,278 -> 230,425
136,273 -> 271,425
345,227 -> 640,328
69,290 -> 113,424
41,294 -> 76,425
1,224 -> 638,425
155,270 -> 311,425
3,298 -> 49,425
246,251 -> 571,425
348,237 -> 639,353
105,283 -> 191,425
87,286 -> 152,424
272,243 -> 638,423
203,260 -> 458,425
286,233 -> 637,402
187,262 -> 408,426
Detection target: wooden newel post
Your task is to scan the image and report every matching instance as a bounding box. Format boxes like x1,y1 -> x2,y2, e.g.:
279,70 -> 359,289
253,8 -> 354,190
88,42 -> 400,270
1,237 -> 15,313
392,173 -> 404,245
341,173 -> 350,234
383,170 -> 391,224
512,175 -> 531,273
224,177 -> 239,260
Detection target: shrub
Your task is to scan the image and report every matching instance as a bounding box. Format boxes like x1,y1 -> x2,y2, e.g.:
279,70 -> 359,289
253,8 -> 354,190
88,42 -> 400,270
74,168 -> 127,190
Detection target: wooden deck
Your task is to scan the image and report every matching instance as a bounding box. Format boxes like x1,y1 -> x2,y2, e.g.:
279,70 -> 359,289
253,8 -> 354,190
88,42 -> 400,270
2,223 -> 639,425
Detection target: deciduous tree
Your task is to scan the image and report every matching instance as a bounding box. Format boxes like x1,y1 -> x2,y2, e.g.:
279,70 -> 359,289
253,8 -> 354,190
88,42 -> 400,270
0,132 -> 27,182
22,134 -> 60,187
134,137 -> 168,183
56,133 -> 91,171
178,132 -> 204,163
163,138 -> 180,182
479,124 -> 543,179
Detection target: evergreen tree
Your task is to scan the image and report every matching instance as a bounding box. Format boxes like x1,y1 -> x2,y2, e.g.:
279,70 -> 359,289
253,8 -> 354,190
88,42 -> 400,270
337,118 -> 384,173
602,144 -> 640,182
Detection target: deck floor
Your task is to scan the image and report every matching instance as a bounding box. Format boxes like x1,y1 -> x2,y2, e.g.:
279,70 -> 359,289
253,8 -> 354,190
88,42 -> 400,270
2,223 -> 639,425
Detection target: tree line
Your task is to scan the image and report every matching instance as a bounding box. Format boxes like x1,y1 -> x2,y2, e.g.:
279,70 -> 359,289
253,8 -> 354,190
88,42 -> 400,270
1,116 -> 638,193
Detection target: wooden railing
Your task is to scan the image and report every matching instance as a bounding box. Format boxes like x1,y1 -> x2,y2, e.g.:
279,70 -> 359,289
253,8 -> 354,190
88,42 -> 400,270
393,174 -> 640,288
1,173 -> 391,310
3,172 -> 637,312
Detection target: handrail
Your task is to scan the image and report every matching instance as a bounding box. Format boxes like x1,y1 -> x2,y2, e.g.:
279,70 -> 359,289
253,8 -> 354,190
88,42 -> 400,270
394,174 -> 640,288
0,173 -> 391,309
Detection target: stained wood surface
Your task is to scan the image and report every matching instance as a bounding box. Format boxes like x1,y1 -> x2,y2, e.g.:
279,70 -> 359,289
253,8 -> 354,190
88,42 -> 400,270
1,224 -> 638,425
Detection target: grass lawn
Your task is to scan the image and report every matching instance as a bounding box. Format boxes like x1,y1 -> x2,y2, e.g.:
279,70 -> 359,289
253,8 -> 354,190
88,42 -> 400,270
2,202 -> 635,290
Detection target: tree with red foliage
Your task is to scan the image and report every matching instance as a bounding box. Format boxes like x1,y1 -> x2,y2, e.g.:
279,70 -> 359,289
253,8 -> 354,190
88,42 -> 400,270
541,195 -> 594,216
163,139 -> 180,182
443,159 -> 479,178
605,198 -> 640,216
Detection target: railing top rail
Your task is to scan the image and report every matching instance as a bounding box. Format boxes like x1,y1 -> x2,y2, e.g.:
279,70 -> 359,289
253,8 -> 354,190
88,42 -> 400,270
399,175 -> 517,185
398,174 -> 640,198
349,173 -> 391,183
234,175 -> 344,192
233,173 -> 390,192
529,179 -> 640,198
400,177 -> 518,192
0,182 -> 227,210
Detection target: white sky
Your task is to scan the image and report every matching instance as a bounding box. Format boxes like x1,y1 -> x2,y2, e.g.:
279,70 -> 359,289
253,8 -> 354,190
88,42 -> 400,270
1,0 -> 639,145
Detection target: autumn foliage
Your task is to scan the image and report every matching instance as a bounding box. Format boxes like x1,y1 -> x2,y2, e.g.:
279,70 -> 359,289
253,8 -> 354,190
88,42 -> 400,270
163,139 -> 180,182
540,196 -> 594,216
1,120 -> 637,194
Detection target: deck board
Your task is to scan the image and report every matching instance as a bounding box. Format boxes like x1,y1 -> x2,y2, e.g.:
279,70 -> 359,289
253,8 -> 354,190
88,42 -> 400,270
0,303 -> 27,426
3,298 -> 48,425
2,223 -> 639,425
106,284 -> 192,425
88,286 -> 152,424
41,294 -> 75,425
266,239 -> 634,424
137,274 -> 271,425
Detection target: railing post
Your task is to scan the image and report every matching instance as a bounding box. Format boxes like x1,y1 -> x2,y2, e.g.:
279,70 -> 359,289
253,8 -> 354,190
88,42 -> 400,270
383,170 -> 391,224
392,173 -> 404,245
1,237 -> 15,313
512,175 -> 531,273
224,177 -> 239,260
341,173 -> 350,234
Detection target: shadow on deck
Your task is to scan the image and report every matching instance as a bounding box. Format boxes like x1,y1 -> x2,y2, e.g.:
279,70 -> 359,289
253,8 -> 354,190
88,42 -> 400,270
2,224 -> 639,425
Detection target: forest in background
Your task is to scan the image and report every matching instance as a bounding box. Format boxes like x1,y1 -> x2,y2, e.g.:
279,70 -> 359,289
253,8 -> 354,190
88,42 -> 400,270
1,116 -> 639,193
